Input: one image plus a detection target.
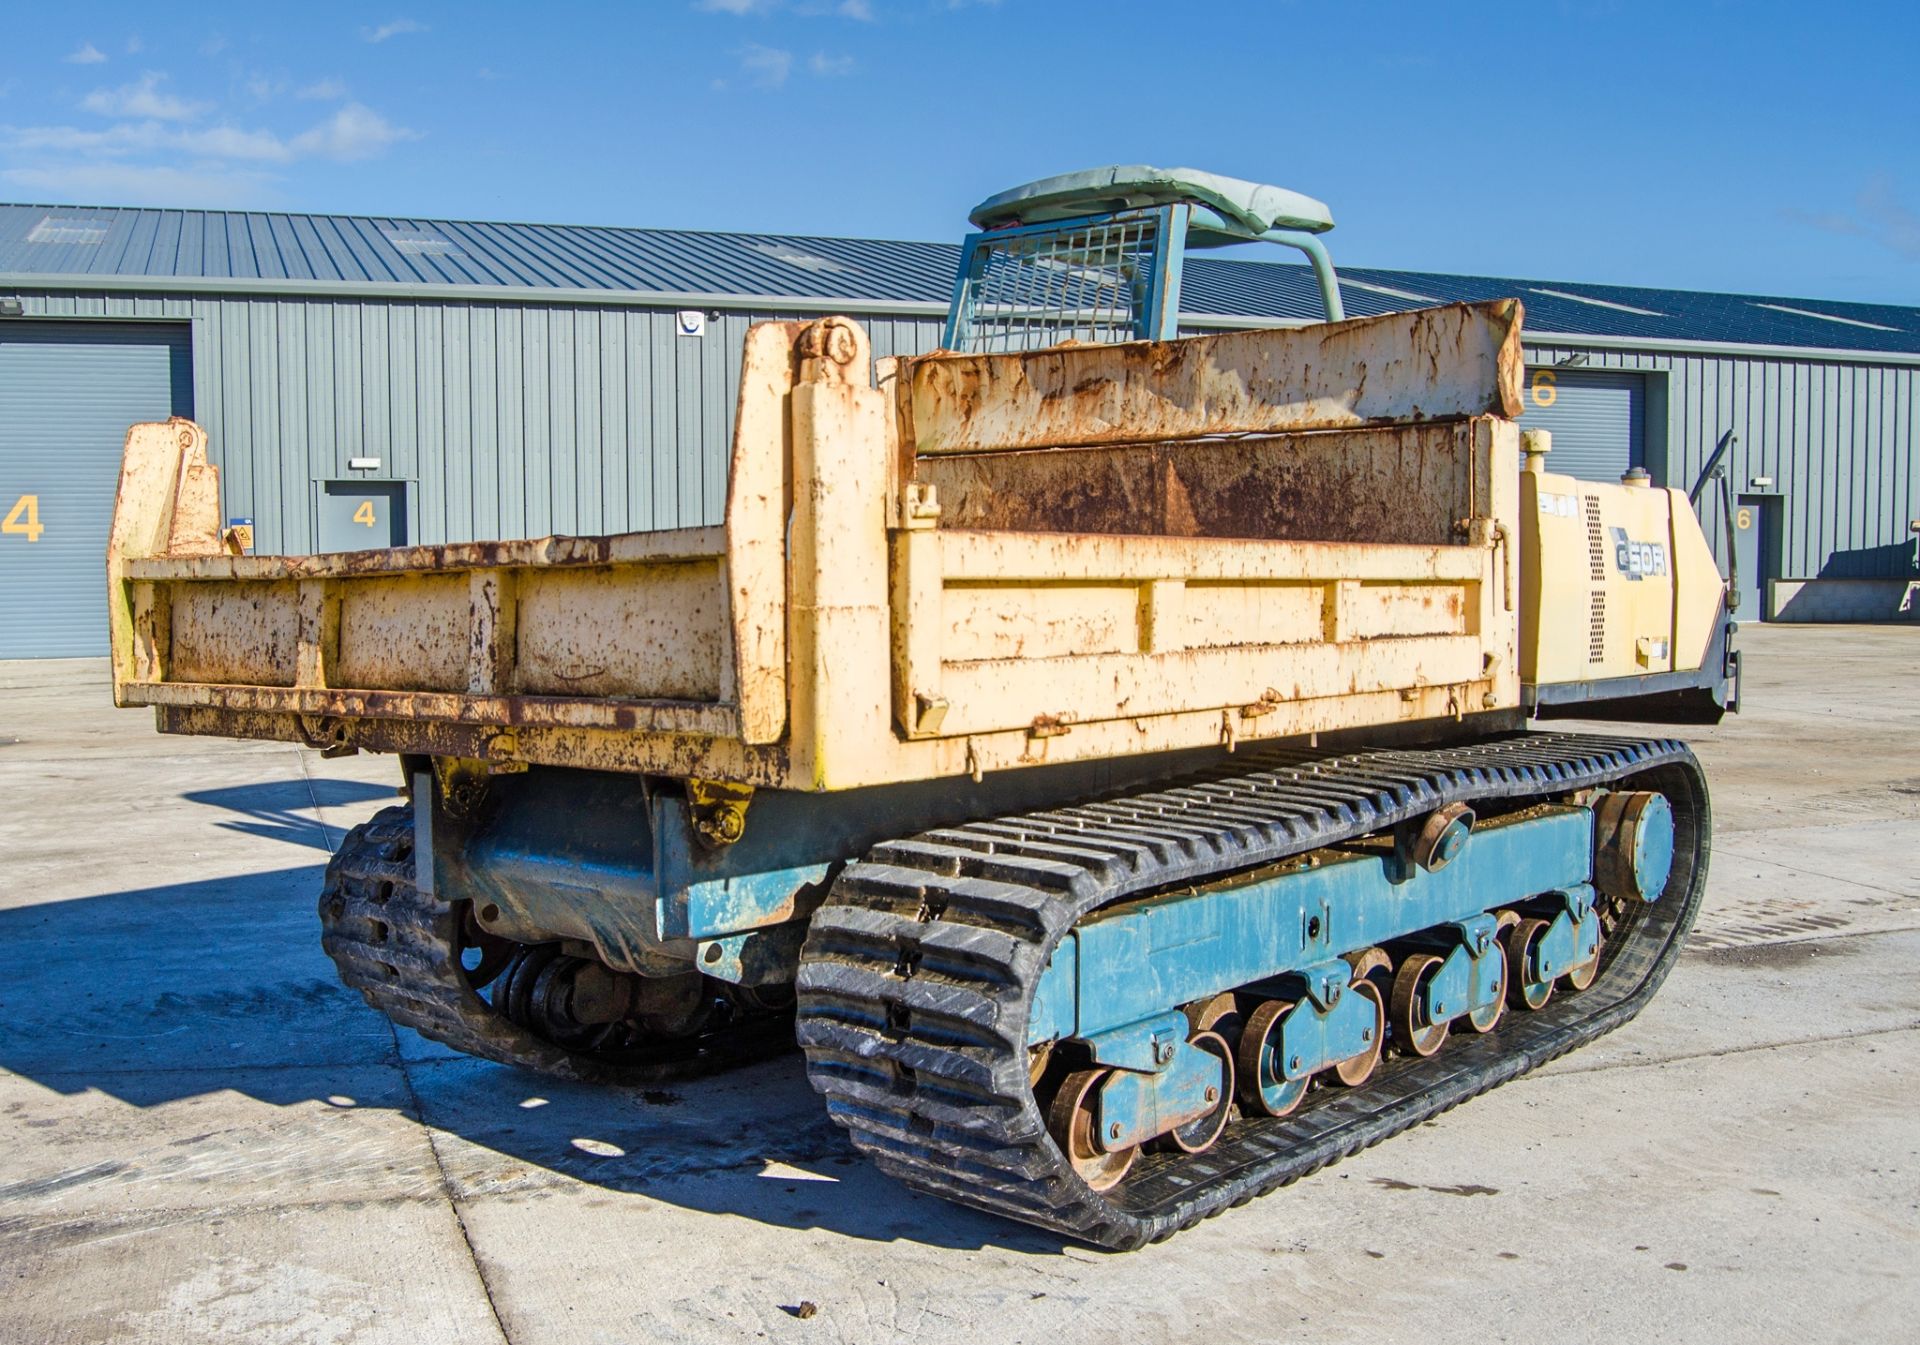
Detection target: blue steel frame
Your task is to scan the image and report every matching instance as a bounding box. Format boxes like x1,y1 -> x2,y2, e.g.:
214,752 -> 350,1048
943,202 -> 1345,354
942,205 -> 1187,351
1035,802 -> 1668,1144
1029,806 -> 1604,1048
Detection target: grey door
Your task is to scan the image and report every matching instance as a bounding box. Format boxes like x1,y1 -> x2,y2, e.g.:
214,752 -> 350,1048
0,321 -> 193,658
1732,494 -> 1780,620
1520,368 -> 1645,483
318,480 -> 408,552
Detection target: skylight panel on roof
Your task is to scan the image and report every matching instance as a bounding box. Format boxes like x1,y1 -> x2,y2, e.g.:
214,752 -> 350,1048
1749,302 -> 1899,333
379,225 -> 463,257
1341,278 -> 1440,304
745,240 -> 848,274
26,216 -> 110,245
1525,287 -> 1665,317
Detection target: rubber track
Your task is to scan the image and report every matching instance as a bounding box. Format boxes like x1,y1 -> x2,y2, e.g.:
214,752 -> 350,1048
795,732 -> 1711,1249
319,805 -> 791,1084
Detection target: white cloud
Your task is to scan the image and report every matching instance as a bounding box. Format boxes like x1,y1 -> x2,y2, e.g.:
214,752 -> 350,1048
1856,177 -> 1920,261
2,100 -> 419,192
2,162 -> 278,208
126,35 -> 145,55
289,103 -> 421,161
65,43 -> 109,65
8,120 -> 293,163
9,38 -> 421,202
200,34 -> 230,57
1790,176 -> 1920,263
700,0 -> 876,14
183,125 -> 295,161
738,44 -> 793,87
808,52 -> 856,76
83,73 -> 210,122
362,17 -> 428,42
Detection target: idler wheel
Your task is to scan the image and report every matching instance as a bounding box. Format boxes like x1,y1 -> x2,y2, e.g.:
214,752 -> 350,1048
1331,978 -> 1385,1086
1562,926 -> 1604,993
1186,990 -> 1244,1044
1464,951 -> 1508,1034
458,905 -> 515,990
1236,1000 -> 1310,1118
499,943 -> 563,1029
1047,1068 -> 1137,1191
1505,918 -> 1556,1011
1162,1030 -> 1235,1155
1027,1043 -> 1054,1087
1390,954 -> 1450,1057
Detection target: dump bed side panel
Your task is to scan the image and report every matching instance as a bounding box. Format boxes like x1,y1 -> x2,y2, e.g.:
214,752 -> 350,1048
109,323 -> 807,763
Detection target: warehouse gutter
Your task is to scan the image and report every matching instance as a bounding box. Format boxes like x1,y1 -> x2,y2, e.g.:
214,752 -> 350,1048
4,271 -> 1918,367
0,270 -> 952,318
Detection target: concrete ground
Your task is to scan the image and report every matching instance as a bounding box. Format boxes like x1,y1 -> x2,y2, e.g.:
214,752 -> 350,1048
1,624 -> 1916,1344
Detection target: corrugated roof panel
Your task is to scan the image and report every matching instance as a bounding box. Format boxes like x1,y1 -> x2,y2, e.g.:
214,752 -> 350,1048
1,200 -> 1913,354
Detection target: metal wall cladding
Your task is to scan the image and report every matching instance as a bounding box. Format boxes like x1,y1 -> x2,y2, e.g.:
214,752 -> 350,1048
14,289 -> 946,555
1522,341 -> 1918,582
6,287 -> 1913,587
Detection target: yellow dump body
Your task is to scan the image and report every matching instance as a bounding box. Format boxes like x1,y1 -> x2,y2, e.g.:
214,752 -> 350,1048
108,301 -> 1687,792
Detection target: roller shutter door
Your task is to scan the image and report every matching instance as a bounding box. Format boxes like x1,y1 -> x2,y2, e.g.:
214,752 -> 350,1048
1520,368 -> 1645,483
0,322 -> 193,658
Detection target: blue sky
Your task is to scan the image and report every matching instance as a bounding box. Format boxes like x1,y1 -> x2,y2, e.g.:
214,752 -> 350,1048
2,1 -> 1916,304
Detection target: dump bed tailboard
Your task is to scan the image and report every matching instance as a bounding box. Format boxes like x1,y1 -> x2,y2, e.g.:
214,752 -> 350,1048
905,299 -> 1523,455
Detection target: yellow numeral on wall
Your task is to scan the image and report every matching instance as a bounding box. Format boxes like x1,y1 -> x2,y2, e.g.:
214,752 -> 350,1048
1530,369 -> 1558,408
353,499 -> 378,527
2,494 -> 44,543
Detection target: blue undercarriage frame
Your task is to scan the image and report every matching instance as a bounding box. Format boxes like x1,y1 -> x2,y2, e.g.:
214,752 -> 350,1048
1030,806 -> 1596,1047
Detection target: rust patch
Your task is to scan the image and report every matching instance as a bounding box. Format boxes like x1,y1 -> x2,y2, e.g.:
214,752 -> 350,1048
906,300 -> 1525,456
918,422 -> 1477,547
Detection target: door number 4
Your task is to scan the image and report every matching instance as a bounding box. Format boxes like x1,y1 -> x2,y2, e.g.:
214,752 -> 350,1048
353,499 -> 378,527
2,494 -> 43,543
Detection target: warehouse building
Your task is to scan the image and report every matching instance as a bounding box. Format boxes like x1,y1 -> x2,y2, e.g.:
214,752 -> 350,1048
1,201 -> 1916,657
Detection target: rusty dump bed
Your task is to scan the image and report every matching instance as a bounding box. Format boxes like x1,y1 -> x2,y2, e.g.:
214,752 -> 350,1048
110,301 -> 1528,792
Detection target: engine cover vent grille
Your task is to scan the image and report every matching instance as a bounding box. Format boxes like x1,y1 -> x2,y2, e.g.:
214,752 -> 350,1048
1585,497 -> 1607,580
1589,592 -> 1607,662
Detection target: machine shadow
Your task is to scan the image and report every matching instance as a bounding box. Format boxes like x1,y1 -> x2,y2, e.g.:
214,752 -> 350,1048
0,864 -> 1069,1255
180,778 -> 400,850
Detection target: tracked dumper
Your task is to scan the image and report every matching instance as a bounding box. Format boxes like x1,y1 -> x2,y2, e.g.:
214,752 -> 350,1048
109,167 -> 1738,1249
